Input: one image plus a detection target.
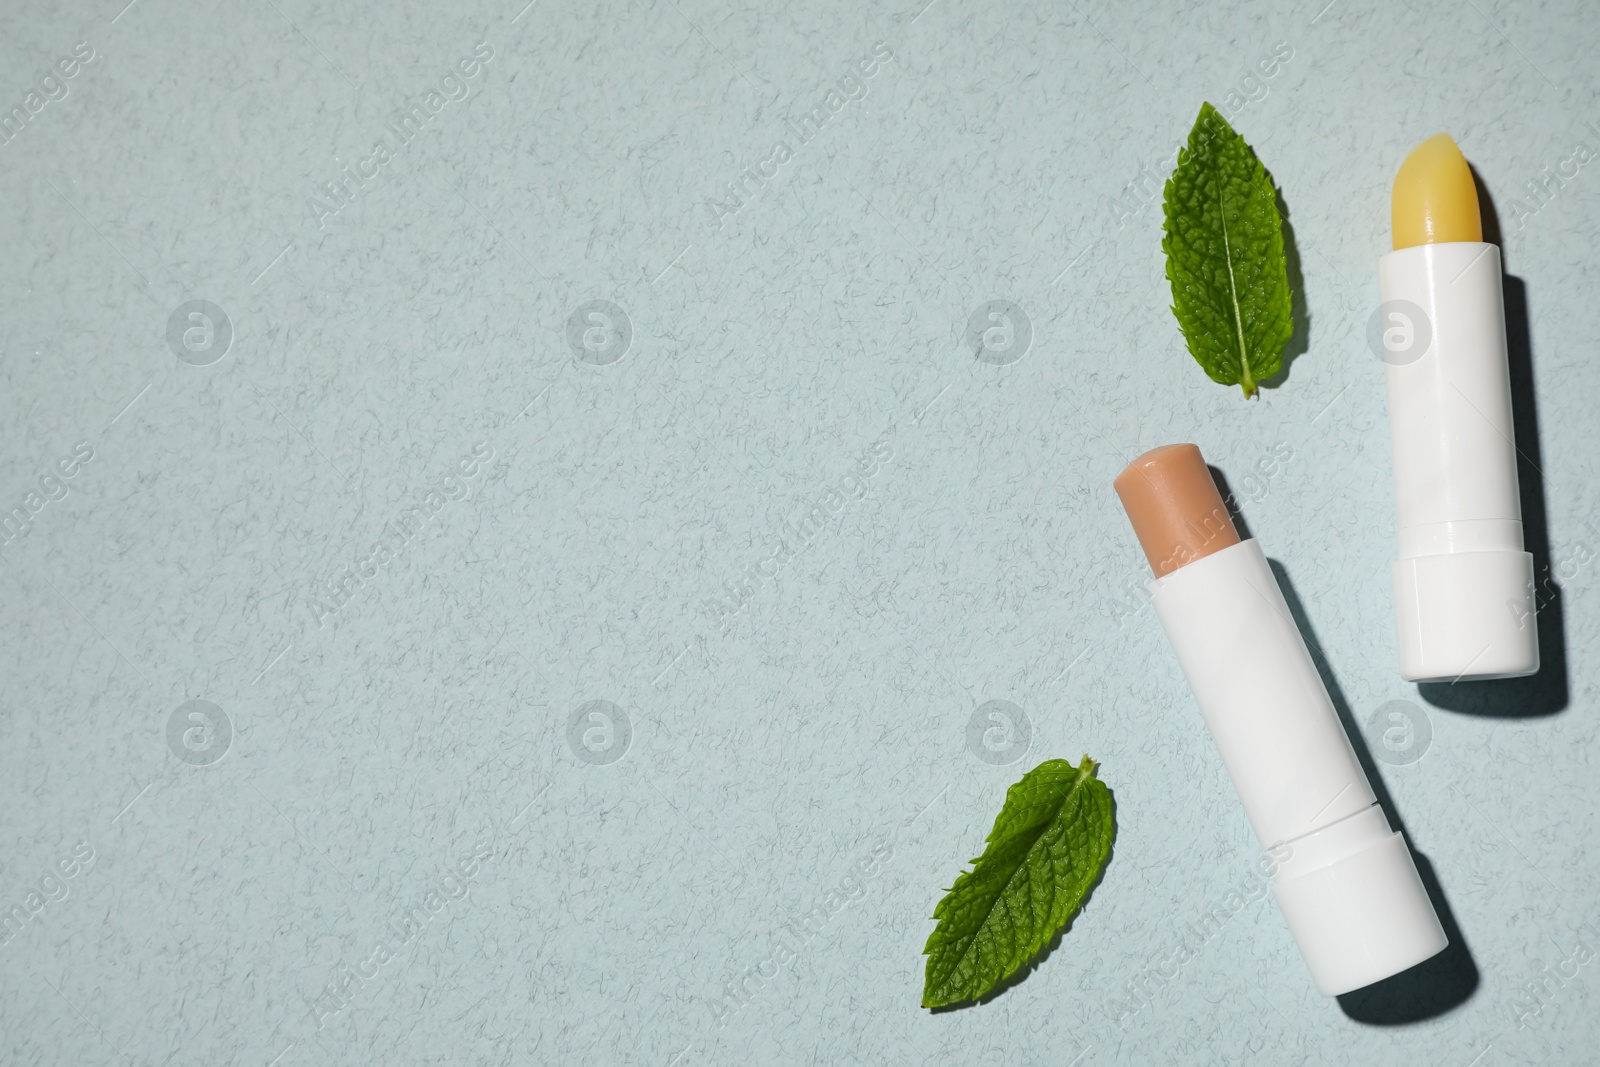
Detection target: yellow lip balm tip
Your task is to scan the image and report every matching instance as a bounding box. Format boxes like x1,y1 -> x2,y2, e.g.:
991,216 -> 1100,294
1391,133 -> 1483,250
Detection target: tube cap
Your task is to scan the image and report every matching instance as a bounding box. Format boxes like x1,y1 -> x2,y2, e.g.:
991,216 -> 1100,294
1272,830 -> 1447,996
1391,550 -> 1538,682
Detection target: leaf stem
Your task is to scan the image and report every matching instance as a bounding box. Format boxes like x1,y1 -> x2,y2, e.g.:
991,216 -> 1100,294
1216,178 -> 1256,398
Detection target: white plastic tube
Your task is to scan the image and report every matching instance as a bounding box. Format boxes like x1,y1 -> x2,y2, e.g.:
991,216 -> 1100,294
1149,538 -> 1447,995
1378,241 -> 1538,682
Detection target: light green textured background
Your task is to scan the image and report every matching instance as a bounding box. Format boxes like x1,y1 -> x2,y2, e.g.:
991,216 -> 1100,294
2,0 -> 1597,1064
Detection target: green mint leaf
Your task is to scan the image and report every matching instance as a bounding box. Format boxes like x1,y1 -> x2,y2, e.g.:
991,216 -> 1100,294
1162,102 -> 1293,398
921,755 -> 1114,1008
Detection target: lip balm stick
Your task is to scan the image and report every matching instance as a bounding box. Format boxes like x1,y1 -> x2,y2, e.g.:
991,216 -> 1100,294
1380,133 -> 1538,682
1115,443 -> 1446,995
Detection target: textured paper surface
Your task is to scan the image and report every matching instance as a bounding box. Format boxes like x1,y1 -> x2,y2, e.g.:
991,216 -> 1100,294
2,1 -> 1598,1064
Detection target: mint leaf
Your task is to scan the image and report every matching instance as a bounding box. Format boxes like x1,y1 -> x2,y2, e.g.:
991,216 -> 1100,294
921,756 -> 1114,1008
1162,102 -> 1293,398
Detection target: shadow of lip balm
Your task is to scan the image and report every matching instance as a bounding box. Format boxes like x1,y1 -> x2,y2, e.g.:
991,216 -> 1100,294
1114,442 -> 1448,996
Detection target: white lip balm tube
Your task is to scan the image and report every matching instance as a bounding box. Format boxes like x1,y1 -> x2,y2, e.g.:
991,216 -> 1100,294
1378,133 -> 1538,682
1116,444 -> 1447,995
